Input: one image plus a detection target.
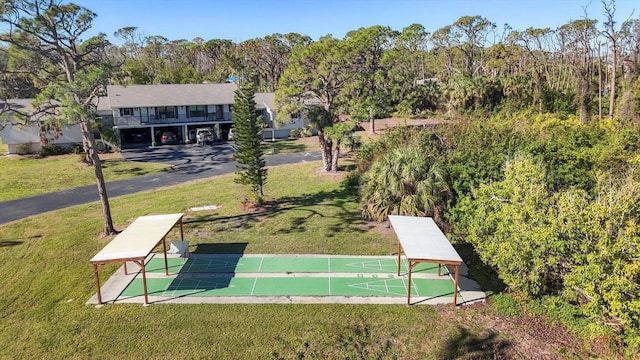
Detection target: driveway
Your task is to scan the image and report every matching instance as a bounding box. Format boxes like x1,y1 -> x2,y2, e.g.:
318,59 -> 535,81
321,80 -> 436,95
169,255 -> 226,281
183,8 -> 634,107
0,144 -> 321,225
121,142 -> 237,172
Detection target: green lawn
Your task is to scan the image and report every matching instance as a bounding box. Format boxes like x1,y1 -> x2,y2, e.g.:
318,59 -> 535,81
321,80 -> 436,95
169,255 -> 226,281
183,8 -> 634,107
0,161 -> 506,359
0,154 -> 171,202
0,137 -> 316,202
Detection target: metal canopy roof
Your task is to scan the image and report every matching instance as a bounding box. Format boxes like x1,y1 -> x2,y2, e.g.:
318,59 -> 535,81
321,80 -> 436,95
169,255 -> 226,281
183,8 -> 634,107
90,213 -> 183,262
388,215 -> 462,262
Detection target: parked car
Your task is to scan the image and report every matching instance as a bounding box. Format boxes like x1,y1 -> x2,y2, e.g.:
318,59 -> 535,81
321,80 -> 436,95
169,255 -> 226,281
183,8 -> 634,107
196,128 -> 215,145
132,133 -> 145,143
161,131 -> 178,145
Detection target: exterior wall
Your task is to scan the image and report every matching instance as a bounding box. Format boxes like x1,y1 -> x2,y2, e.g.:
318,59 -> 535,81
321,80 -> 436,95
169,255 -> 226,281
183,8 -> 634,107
0,123 -> 83,154
277,117 -> 308,130
113,105 -> 232,126
262,115 -> 310,140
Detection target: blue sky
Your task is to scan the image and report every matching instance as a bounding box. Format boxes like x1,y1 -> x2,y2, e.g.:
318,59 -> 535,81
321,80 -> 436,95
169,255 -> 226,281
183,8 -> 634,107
72,0 -> 638,44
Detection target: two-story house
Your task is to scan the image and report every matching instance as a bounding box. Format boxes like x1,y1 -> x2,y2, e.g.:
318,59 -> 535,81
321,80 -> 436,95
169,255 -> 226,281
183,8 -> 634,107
1,83 -> 308,154
108,83 -> 305,148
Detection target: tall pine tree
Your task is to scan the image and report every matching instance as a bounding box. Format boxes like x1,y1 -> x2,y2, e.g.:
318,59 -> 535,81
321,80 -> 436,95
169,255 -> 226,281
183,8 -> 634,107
232,82 -> 267,202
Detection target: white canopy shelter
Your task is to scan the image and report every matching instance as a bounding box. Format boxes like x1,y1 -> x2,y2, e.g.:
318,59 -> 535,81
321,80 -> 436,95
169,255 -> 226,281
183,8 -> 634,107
90,213 -> 184,305
389,215 -> 463,305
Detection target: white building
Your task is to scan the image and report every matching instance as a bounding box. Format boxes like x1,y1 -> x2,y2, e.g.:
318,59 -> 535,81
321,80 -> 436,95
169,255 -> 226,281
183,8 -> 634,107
1,83 -> 308,154
107,83 -> 305,148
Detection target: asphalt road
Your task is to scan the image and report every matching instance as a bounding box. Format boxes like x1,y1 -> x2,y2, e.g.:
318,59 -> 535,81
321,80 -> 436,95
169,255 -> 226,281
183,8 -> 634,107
0,143 -> 321,225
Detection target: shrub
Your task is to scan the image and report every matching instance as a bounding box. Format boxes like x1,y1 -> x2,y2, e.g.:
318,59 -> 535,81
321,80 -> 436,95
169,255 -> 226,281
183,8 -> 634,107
69,143 -> 84,154
289,125 -> 314,139
15,143 -> 33,155
41,143 -> 66,156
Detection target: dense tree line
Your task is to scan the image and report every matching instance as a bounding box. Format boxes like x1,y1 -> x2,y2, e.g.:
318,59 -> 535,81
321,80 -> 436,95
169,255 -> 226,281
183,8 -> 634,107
3,2 -> 636,123
354,112 -> 640,355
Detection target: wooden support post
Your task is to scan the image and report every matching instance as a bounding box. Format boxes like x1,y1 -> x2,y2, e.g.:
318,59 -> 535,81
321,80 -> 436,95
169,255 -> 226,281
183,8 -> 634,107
397,241 -> 402,276
93,264 -> 102,304
407,261 -> 413,305
453,264 -> 460,306
139,260 -> 149,305
162,237 -> 169,276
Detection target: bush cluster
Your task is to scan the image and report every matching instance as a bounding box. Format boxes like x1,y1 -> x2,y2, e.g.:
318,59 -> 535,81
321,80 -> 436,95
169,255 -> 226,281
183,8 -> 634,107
354,111 -> 640,353
40,143 -> 84,156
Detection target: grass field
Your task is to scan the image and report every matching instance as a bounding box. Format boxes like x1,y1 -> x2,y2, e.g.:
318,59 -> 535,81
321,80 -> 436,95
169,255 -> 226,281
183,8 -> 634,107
0,154 -> 171,202
0,159 -> 515,359
0,143 -> 601,358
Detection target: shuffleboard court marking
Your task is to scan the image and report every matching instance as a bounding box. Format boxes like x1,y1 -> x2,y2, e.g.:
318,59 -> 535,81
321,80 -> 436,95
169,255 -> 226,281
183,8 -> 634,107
344,259 -> 401,273
163,277 -> 238,297
385,276 -> 389,294
327,257 -> 331,295
185,258 -> 240,272
412,277 -> 420,297
347,278 -> 409,296
144,256 -> 439,275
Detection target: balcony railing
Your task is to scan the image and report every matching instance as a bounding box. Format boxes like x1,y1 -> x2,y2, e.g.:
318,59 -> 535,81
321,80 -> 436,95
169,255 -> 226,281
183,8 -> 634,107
114,112 -> 232,126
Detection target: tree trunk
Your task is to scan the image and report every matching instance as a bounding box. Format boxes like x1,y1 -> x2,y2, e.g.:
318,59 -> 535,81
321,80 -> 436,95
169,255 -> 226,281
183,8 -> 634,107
598,45 -> 603,120
82,136 -> 93,165
318,131 -> 332,172
533,72 -> 543,113
609,43 -> 617,118
80,119 -> 116,236
331,144 -> 340,172
577,69 -> 591,124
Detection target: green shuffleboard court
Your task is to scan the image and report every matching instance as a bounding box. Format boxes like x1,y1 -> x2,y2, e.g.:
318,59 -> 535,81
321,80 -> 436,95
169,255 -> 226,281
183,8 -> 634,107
115,255 -> 456,301
143,254 -> 440,275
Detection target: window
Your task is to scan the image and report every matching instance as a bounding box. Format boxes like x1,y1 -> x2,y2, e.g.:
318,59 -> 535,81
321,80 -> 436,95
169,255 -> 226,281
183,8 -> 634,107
119,107 -> 134,116
157,106 -> 176,119
188,105 -> 205,118
140,107 -> 149,123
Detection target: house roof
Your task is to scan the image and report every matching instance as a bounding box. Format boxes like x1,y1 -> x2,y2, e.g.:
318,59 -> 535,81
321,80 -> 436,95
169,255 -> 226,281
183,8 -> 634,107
107,83 -> 240,108
2,97 -> 112,115
0,99 -> 55,122
1,98 -> 36,113
255,93 -> 275,110
95,96 -> 111,113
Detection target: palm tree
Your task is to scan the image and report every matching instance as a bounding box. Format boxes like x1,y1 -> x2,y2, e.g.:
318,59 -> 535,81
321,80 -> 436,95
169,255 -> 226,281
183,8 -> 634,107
360,147 -> 450,221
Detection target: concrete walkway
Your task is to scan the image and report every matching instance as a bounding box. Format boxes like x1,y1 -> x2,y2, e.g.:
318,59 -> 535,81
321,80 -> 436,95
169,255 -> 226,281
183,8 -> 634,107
0,148 -> 321,225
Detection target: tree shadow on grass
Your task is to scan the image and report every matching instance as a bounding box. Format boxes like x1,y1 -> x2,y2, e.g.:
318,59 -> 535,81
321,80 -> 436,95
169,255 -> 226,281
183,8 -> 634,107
437,326 -> 512,359
184,210 -> 274,232
181,182 -> 368,240
0,234 -> 41,247
268,187 -> 368,237
0,240 -> 23,247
